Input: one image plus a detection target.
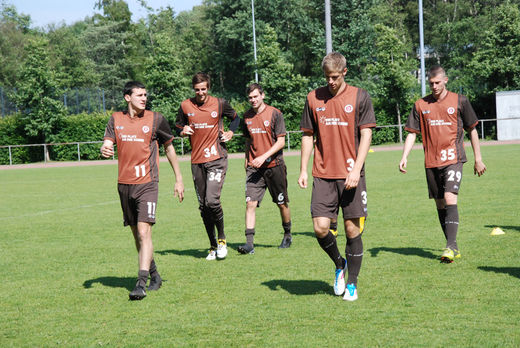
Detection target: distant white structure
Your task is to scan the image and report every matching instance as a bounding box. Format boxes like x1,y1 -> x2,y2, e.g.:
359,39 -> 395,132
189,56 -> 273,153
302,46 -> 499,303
496,90 -> 520,140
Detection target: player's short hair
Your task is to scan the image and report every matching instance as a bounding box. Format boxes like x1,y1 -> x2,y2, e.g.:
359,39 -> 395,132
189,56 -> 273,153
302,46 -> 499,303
123,81 -> 146,96
321,52 -> 347,72
192,72 -> 211,89
246,83 -> 264,95
428,65 -> 446,78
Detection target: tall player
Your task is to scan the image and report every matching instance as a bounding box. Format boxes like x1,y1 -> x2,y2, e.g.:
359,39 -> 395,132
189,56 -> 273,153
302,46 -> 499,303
176,72 -> 239,260
298,52 -> 376,301
238,83 -> 292,254
399,65 -> 486,263
101,81 -> 184,300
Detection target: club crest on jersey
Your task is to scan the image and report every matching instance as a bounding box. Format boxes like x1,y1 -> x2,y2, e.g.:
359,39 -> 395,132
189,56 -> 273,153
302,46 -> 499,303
316,106 -> 326,112
211,111 -> 218,118
187,112 -> 195,117
264,120 -> 270,127
344,104 -> 354,113
447,107 -> 455,115
142,126 -> 150,133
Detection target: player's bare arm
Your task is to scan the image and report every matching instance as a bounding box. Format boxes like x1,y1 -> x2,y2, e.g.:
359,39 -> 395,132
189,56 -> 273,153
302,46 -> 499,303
164,143 -> 185,202
399,132 -> 417,173
100,139 -> 114,158
468,128 -> 486,177
251,136 -> 285,168
345,128 -> 372,190
298,133 -> 314,189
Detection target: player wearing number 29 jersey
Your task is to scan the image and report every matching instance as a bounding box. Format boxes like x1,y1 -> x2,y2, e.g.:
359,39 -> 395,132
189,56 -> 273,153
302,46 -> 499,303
175,72 -> 240,260
400,66 -> 486,264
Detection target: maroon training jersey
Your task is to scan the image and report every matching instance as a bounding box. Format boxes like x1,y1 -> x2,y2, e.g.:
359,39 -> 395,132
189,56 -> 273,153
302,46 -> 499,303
301,84 -> 376,179
242,104 -> 286,168
406,91 -> 479,168
176,95 -> 238,164
104,110 -> 174,184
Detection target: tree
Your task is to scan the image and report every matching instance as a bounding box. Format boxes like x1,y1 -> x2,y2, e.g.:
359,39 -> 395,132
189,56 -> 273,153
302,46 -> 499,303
12,37 -> 66,150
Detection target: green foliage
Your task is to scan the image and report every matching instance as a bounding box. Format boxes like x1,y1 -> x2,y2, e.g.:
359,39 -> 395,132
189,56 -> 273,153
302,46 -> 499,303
0,113 -> 36,164
51,112 -> 111,161
143,33 -> 191,123
11,37 -> 66,144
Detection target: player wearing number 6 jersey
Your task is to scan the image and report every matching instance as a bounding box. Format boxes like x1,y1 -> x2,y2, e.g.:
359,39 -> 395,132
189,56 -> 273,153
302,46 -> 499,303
101,81 -> 184,300
399,66 -> 486,263
298,52 -> 376,301
237,83 -> 292,255
176,72 -> 239,260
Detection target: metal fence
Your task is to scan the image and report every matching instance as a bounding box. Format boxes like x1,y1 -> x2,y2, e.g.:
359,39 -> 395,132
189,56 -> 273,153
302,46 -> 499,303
0,87 -> 122,117
2,119 -> 516,166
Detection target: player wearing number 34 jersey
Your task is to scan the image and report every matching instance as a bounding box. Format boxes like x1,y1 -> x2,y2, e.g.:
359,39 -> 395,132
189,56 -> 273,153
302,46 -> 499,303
399,66 -> 486,263
176,72 -> 240,260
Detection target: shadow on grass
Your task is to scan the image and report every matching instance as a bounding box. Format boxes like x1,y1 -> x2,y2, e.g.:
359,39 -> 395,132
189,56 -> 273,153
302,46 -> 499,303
368,246 -> 438,260
291,231 -> 316,238
83,276 -> 135,291
478,266 -> 520,280
156,243 -> 275,259
262,279 -> 333,296
484,225 -> 520,232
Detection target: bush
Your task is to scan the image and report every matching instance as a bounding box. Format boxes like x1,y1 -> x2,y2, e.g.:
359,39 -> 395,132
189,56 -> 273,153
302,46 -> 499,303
51,112 -> 111,161
0,114 -> 37,164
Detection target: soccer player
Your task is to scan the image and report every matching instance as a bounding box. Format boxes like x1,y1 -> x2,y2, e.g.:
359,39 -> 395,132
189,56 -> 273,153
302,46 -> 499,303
100,81 -> 184,301
176,72 -> 239,260
399,65 -> 486,263
298,52 -> 376,301
238,83 -> 292,254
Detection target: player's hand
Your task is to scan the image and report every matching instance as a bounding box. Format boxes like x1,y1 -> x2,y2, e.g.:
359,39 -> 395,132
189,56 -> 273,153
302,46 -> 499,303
100,144 -> 114,158
221,130 -> 234,142
298,171 -> 308,189
474,160 -> 486,177
399,158 -> 407,173
181,125 -> 194,136
174,181 -> 184,202
345,170 -> 360,190
251,155 -> 267,168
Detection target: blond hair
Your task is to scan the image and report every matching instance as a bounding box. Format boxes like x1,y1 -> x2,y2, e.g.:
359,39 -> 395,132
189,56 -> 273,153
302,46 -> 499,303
321,52 -> 347,72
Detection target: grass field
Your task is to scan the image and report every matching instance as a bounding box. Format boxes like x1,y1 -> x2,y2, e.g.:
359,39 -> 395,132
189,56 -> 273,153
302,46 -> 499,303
1,144 -> 519,347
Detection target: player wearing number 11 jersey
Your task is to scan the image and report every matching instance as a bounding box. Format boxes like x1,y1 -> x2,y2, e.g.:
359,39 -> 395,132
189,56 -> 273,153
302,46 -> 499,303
399,66 -> 486,263
176,72 -> 239,260
101,81 -> 184,300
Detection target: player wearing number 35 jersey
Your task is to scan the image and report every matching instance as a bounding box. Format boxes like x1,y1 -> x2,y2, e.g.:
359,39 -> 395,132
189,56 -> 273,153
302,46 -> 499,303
399,66 -> 486,263
101,81 -> 184,301
176,72 -> 239,260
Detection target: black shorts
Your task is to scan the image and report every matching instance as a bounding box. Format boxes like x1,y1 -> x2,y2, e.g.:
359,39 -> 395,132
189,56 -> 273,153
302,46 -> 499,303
245,165 -> 289,206
311,177 -> 367,220
191,156 -> 228,208
425,162 -> 464,199
118,181 -> 158,226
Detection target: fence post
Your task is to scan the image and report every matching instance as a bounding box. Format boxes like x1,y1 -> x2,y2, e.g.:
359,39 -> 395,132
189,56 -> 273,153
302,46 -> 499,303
77,142 -> 81,162
181,137 -> 184,155
287,132 -> 291,151
9,145 -> 12,165
481,120 -> 484,139
102,89 -> 106,113
1,86 -> 4,118
43,144 -> 47,163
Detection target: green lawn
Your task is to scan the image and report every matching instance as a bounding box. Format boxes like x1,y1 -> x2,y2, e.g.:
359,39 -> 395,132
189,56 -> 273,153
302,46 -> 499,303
1,144 -> 519,347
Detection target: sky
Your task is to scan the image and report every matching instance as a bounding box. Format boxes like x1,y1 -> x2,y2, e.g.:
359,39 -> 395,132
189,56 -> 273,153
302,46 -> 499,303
8,0 -> 203,28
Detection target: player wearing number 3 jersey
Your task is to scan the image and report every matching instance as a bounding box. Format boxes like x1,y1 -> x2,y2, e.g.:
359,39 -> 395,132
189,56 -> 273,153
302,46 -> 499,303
298,52 -> 376,301
102,81 -> 184,300
176,72 -> 240,260
399,66 -> 486,263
